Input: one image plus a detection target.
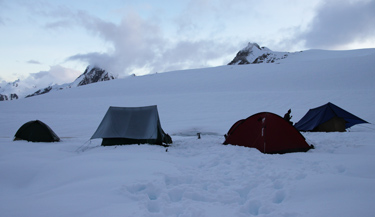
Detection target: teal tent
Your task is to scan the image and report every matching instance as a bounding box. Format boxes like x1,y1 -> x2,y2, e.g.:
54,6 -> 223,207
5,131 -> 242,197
91,105 -> 172,146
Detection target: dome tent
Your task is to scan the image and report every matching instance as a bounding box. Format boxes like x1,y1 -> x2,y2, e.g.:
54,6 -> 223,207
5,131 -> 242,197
224,112 -> 312,154
294,102 -> 368,132
14,120 -> 60,142
91,105 -> 172,146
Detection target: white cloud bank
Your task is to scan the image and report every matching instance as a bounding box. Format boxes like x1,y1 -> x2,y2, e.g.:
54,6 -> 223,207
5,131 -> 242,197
21,65 -> 81,88
62,10 -> 238,77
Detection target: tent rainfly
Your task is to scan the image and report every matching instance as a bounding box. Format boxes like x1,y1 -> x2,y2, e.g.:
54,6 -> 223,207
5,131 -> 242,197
294,102 -> 368,132
91,105 -> 172,146
223,112 -> 313,154
14,120 -> 60,142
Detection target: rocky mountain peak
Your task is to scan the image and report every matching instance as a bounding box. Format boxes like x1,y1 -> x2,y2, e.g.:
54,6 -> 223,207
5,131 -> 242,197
228,42 -> 288,65
71,66 -> 116,87
241,42 -> 262,51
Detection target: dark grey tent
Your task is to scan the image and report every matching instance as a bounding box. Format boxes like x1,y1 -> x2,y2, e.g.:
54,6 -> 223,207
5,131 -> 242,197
91,105 -> 172,146
14,120 -> 60,142
294,102 -> 368,132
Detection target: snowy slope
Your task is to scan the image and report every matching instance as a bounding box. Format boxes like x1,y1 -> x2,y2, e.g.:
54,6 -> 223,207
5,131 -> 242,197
0,48 -> 375,217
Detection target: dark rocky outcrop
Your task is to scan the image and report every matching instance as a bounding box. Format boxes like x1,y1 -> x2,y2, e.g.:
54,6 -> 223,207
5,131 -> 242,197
228,42 -> 289,65
72,66 -> 116,87
25,86 -> 53,98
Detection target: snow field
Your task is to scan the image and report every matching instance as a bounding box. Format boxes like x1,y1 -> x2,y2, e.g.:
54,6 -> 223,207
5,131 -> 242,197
1,48 -> 375,216
2,130 -> 374,217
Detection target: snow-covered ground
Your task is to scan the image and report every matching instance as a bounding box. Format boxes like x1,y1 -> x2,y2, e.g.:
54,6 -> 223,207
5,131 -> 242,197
1,48 -> 375,217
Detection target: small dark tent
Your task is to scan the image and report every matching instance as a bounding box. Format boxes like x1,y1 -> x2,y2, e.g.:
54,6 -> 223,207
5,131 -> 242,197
91,105 -> 172,146
223,112 -> 312,154
294,102 -> 368,132
14,120 -> 60,142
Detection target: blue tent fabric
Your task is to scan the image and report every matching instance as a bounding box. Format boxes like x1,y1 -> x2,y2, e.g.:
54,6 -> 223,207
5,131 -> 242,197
294,102 -> 368,131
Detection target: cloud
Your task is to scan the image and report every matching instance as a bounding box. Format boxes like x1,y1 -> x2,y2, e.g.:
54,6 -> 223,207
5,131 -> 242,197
62,11 -> 166,75
299,0 -> 375,49
23,65 -> 81,87
61,9 -> 238,76
26,60 -> 41,64
15,1 -> 242,78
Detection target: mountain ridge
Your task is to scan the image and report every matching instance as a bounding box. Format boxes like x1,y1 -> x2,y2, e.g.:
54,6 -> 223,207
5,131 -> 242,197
0,66 -> 117,101
2,44 -> 375,101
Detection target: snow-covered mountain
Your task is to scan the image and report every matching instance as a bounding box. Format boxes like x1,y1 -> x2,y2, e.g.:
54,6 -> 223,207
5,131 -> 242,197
228,42 -> 289,65
1,42 -> 293,101
0,79 -> 22,101
26,66 -> 117,98
0,66 -> 117,100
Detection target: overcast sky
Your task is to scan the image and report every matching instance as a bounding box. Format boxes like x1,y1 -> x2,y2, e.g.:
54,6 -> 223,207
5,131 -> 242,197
1,0 -> 374,86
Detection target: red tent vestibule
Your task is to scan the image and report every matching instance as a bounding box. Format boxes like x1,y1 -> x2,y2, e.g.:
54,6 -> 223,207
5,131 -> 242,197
223,112 -> 313,154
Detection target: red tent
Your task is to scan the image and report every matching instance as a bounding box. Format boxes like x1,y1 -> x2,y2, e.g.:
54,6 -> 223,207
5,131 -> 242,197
224,112 -> 313,154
